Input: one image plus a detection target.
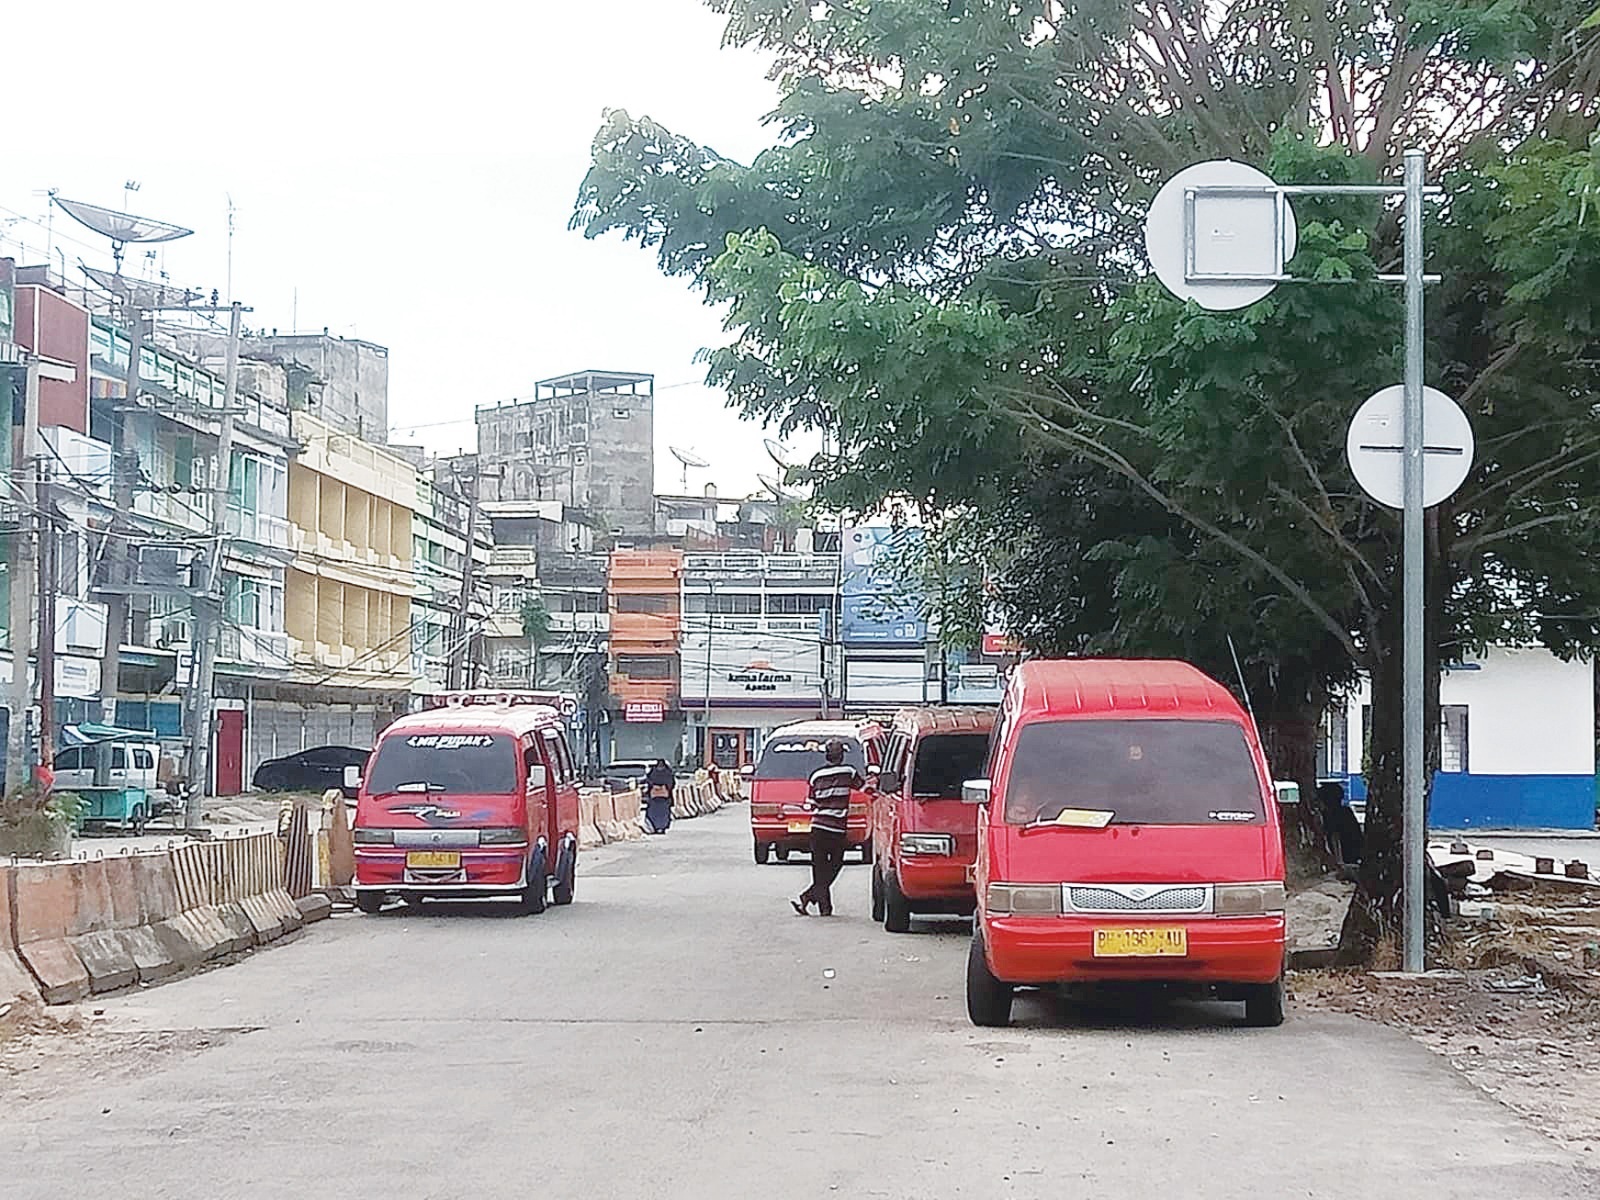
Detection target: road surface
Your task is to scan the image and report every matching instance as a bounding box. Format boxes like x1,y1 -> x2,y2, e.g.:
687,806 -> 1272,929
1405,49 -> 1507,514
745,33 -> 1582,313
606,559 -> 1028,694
3,808 -> 1595,1198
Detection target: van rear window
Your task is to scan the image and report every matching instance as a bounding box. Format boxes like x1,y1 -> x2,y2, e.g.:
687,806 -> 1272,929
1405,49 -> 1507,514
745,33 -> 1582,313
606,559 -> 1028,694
1003,719 -> 1264,826
756,737 -> 866,781
911,733 -> 991,799
366,733 -> 518,795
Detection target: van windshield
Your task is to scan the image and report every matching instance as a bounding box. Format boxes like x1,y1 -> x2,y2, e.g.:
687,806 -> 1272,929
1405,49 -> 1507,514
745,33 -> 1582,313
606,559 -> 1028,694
756,737 -> 866,781
911,733 -> 991,799
1003,719 -> 1264,826
366,732 -> 519,796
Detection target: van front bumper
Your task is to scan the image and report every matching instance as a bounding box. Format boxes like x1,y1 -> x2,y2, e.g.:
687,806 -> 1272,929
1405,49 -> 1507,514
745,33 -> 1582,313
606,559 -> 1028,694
983,914 -> 1285,985
751,816 -> 870,849
354,847 -> 528,890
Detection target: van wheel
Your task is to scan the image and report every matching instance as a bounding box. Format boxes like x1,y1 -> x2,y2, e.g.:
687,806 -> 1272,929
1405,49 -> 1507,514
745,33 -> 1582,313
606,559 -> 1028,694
775,846 -> 790,863
870,868 -> 886,923
520,855 -> 549,915
966,932 -> 1014,1028
552,844 -> 577,906
1243,979 -> 1285,1028
754,838 -> 771,865
355,892 -> 384,915
883,874 -> 912,934
128,805 -> 147,836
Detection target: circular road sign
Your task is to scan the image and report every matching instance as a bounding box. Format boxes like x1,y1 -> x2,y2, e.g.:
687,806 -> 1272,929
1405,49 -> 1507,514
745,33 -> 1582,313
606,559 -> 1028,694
1345,385 -> 1474,510
1145,160 -> 1298,311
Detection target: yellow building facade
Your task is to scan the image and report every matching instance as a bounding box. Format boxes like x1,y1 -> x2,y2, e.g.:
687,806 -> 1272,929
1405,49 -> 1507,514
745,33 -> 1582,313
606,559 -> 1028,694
286,413 -> 416,692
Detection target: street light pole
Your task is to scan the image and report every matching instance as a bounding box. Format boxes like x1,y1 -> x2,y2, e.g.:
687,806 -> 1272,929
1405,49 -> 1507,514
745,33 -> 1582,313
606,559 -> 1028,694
4,357 -> 40,794
1400,149 -> 1428,974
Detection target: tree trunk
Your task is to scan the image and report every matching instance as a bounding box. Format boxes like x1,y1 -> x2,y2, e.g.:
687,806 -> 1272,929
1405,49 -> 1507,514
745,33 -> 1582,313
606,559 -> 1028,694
1258,708 -> 1336,883
1337,641 -> 1404,966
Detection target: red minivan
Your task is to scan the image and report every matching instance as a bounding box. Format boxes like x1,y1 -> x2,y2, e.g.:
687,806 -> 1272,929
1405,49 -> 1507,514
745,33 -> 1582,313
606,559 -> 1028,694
870,707 -> 995,933
351,696 -> 581,914
965,659 -> 1287,1028
749,719 -> 879,865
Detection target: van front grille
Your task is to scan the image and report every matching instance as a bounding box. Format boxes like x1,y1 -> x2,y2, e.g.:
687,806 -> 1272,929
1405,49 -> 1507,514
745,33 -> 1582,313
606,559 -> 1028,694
1066,885 -> 1209,913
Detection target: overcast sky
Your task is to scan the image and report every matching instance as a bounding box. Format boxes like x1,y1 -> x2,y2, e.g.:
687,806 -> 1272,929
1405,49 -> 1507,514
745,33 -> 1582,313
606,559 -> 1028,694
0,0 -> 819,497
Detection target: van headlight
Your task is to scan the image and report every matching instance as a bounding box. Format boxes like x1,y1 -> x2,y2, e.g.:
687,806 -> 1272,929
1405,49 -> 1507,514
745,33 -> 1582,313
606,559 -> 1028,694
478,827 -> 529,845
986,883 -> 1062,916
1213,882 -> 1286,915
900,833 -> 954,856
353,828 -> 393,845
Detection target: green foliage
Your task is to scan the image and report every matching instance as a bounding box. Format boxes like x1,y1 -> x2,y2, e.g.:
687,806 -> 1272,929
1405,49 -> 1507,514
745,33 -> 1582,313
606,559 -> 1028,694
519,594 -> 553,649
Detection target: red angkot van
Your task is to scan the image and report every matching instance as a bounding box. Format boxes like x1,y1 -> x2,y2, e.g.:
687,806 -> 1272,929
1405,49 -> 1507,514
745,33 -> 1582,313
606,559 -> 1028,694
870,707 -> 995,932
749,719 -> 882,865
964,659 -> 1287,1028
351,695 -> 581,914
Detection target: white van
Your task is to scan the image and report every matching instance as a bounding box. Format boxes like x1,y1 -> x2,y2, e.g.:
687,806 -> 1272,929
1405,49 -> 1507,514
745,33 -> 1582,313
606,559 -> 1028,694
52,739 -> 162,792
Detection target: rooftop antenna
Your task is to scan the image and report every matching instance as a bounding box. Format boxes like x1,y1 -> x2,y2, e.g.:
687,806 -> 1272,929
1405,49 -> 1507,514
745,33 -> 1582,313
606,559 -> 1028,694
226,194 -> 236,304
52,193 -> 192,282
669,444 -> 709,491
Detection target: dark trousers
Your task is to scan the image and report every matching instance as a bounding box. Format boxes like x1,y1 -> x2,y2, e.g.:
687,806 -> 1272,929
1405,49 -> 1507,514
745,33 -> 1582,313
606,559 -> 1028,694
800,828 -> 847,915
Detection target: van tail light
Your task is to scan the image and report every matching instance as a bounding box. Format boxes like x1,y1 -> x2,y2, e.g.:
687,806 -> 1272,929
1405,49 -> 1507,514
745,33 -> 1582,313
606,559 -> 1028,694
478,827 -> 530,846
1213,882 -> 1286,916
353,829 -> 393,845
986,883 -> 1062,916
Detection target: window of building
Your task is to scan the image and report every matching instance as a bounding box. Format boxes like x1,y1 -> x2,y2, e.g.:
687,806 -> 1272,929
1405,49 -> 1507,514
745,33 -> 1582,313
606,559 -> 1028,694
683,592 -> 761,615
616,594 -> 674,614
767,593 -> 832,615
1441,705 -> 1469,773
616,655 -> 673,679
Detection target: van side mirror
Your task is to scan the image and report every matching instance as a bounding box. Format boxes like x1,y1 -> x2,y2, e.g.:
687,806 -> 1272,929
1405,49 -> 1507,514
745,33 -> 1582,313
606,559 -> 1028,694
961,779 -> 991,805
1273,781 -> 1300,806
876,771 -> 902,795
343,765 -> 362,791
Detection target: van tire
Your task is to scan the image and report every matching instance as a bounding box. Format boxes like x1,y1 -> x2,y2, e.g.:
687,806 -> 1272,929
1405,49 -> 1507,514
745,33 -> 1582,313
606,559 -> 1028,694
552,840 -> 577,906
1243,979 -> 1285,1028
754,838 -> 771,865
966,932 -> 1013,1028
775,846 -> 790,863
870,868 -> 886,923
128,805 -> 147,836
520,852 -> 549,915
883,874 -> 912,934
355,892 -> 384,915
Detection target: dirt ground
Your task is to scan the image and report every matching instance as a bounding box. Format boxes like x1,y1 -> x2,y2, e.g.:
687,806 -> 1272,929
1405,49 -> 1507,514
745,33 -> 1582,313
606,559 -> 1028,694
1292,879 -> 1600,1156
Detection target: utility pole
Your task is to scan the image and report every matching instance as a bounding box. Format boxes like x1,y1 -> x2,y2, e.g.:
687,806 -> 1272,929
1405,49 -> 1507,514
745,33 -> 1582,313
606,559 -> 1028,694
36,457 -> 55,774
702,579 -> 716,767
5,357 -> 40,794
449,471 -> 481,691
97,309 -> 145,741
183,301 -> 242,824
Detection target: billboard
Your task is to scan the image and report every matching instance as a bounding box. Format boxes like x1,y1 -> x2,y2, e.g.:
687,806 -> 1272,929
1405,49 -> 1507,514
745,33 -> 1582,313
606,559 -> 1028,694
680,631 -> 824,705
840,525 -> 927,646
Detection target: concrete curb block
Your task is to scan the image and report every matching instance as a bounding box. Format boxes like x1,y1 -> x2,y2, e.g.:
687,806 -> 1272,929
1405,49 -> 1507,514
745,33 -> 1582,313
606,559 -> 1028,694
214,903 -> 258,954
70,929 -> 139,994
296,893 -> 334,923
18,938 -> 90,1004
119,925 -> 182,983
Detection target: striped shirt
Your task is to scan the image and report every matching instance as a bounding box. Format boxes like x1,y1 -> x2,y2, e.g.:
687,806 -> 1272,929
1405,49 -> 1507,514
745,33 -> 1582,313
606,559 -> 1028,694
807,763 -> 861,835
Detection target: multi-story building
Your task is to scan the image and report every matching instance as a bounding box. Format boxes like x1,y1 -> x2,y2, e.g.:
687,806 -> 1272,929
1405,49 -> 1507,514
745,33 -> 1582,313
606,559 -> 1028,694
679,550 -> 839,769
606,549 -> 683,762
411,466 -> 491,693
274,411 -> 415,753
233,331 -> 389,444
476,370 -> 655,537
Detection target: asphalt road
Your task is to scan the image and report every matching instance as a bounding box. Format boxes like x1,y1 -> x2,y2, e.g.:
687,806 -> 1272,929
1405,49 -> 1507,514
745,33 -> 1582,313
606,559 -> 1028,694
4,808 -> 1597,1199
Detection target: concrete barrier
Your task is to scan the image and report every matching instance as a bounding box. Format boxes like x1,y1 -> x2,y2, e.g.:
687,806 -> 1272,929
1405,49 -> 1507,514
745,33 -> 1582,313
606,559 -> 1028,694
7,830 -> 304,1005
578,792 -> 604,850
0,866 -> 44,1014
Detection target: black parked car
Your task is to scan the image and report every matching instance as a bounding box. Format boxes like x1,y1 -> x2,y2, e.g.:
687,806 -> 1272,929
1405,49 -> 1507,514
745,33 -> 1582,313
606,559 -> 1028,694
253,746 -> 370,795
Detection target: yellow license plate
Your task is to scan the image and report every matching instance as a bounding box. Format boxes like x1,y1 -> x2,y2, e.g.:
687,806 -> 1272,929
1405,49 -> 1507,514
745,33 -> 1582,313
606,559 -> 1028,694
405,851 -> 460,869
787,819 -> 811,834
1093,927 -> 1188,957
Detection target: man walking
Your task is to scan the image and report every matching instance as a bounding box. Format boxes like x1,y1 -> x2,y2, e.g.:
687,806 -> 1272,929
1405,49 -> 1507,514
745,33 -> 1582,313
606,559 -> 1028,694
792,739 -> 861,917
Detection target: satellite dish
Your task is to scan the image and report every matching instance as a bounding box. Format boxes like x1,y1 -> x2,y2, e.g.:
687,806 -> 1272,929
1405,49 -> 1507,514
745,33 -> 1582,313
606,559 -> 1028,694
1144,160 -> 1297,312
763,438 -> 791,467
756,473 -> 792,501
669,445 -> 710,490
53,195 -> 193,276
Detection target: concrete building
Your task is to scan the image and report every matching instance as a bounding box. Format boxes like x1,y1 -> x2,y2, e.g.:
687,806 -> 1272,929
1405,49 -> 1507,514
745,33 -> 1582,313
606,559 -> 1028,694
270,411 -> 416,753
606,549 -> 683,762
476,370 -> 655,537
411,466 -> 492,694
233,332 -> 389,444
1320,646 -> 1596,830
678,550 -> 838,769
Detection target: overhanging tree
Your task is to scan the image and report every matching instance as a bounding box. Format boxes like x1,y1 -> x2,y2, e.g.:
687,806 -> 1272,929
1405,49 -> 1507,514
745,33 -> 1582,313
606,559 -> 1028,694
574,0 -> 1600,961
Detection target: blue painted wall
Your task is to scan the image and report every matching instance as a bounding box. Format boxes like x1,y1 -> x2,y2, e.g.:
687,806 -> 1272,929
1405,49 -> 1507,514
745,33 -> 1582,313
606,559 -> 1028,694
1328,772 -> 1597,831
